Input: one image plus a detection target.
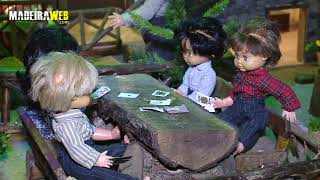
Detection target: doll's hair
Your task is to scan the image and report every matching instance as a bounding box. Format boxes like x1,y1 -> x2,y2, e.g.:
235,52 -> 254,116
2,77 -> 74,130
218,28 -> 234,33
176,17 -> 226,59
29,52 -> 98,112
22,27 -> 80,94
228,19 -> 281,66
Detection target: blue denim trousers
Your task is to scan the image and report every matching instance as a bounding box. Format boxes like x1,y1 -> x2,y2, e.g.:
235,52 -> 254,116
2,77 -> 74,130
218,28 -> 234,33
218,96 -> 269,151
57,139 -> 138,180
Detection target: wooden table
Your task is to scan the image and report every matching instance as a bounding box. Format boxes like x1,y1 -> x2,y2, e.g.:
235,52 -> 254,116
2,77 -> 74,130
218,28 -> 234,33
97,74 -> 238,171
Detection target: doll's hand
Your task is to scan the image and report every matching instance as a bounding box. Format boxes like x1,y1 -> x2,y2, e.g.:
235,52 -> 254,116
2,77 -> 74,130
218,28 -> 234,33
282,110 -> 297,122
111,126 -> 121,140
95,151 -> 113,168
108,12 -> 125,28
124,134 -> 130,144
233,142 -> 245,156
212,96 -> 233,108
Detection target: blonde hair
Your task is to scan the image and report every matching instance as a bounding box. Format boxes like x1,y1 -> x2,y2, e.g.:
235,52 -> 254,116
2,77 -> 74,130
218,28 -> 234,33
29,51 -> 98,112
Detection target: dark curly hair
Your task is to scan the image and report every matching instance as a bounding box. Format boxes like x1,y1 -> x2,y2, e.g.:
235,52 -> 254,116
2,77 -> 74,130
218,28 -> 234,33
22,27 -> 80,94
175,17 -> 226,59
228,19 -> 281,66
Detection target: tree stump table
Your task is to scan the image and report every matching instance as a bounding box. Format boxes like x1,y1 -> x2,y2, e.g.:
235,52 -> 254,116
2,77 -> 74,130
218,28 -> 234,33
97,74 -> 238,171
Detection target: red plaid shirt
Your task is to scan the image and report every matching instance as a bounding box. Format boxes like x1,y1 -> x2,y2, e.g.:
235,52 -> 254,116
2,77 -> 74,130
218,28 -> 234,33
230,68 -> 300,112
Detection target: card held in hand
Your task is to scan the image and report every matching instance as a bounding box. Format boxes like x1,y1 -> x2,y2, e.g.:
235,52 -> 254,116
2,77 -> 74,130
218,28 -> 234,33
110,156 -> 132,165
90,86 -> 111,100
196,92 -> 215,112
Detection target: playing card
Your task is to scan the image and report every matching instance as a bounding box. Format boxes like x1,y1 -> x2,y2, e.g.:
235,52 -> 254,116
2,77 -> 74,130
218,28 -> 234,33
90,86 -> 111,100
139,107 -> 164,112
152,90 -> 170,97
164,104 -> 189,114
196,92 -> 215,112
149,99 -> 172,106
110,156 -> 132,165
117,92 -> 139,98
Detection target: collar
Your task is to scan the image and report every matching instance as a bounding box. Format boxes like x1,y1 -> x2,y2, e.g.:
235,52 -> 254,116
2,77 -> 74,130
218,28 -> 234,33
245,68 -> 267,76
54,109 -> 84,121
191,61 -> 211,71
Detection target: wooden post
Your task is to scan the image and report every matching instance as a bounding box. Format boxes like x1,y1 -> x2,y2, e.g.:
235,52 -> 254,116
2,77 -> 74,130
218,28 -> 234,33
79,12 -> 86,48
1,86 -> 10,131
309,69 -> 320,117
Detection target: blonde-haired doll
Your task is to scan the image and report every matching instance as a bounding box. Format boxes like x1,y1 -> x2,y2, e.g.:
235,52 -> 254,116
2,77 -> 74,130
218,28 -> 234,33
29,52 -> 141,180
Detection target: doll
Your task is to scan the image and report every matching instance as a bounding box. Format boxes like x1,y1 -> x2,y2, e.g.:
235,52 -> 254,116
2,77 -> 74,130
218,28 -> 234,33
174,17 -> 226,102
29,51 -> 141,180
212,19 -> 301,155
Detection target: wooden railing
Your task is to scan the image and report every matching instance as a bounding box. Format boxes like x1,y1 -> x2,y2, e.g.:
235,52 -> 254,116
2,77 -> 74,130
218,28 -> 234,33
64,7 -> 122,52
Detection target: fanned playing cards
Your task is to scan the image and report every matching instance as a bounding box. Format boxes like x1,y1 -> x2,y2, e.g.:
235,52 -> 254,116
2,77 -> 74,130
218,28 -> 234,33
196,92 -> 215,112
90,86 -> 111,100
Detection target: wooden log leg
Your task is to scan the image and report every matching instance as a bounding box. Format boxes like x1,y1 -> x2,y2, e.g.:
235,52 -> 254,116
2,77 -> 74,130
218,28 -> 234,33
276,135 -> 290,152
26,151 -> 45,180
1,87 -> 10,131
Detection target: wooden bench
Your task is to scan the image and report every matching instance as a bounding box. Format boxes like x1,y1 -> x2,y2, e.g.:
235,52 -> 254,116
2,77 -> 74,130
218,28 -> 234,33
17,107 -> 67,180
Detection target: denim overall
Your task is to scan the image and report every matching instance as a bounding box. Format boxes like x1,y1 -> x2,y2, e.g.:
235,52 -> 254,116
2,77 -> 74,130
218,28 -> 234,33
219,95 -> 269,151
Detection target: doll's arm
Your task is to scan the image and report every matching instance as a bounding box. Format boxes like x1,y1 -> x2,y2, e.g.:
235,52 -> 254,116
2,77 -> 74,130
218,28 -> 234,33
211,96 -> 233,108
177,68 -> 191,96
92,126 -> 121,141
70,96 -> 93,109
58,123 -> 101,169
258,74 -> 300,112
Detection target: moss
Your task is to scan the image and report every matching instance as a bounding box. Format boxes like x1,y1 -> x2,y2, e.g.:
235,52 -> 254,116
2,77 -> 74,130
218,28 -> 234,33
308,117 -> 320,132
0,132 -> 10,156
0,57 -> 24,70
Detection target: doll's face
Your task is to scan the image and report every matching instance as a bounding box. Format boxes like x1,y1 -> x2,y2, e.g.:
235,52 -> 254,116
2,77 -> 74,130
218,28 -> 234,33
182,39 -> 209,66
233,50 -> 267,72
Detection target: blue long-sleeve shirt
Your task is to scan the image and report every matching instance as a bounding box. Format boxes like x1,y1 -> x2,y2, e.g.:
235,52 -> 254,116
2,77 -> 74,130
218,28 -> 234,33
178,61 -> 216,102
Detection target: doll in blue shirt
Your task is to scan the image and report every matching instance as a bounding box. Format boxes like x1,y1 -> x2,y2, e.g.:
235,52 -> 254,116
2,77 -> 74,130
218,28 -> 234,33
174,17 -> 226,102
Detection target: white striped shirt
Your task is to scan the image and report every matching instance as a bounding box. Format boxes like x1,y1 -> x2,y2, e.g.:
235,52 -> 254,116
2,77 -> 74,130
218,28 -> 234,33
52,109 -> 100,169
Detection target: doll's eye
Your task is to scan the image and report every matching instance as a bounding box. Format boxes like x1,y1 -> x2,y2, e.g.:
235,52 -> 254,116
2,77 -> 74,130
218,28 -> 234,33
235,54 -> 239,59
243,56 -> 248,61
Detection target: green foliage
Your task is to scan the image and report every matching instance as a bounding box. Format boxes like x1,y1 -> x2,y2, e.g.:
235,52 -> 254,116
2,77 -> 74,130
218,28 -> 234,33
129,12 -> 174,40
0,56 -> 24,70
264,127 -> 277,143
308,118 -> 320,132
305,40 -> 320,53
0,132 -> 10,155
165,0 -> 187,30
294,73 -> 315,84
223,19 -> 240,36
222,49 -> 234,58
203,0 -> 229,17
129,50 -> 167,65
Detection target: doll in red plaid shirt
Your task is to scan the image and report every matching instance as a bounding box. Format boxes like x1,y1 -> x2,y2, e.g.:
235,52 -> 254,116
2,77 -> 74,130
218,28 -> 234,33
212,19 -> 300,155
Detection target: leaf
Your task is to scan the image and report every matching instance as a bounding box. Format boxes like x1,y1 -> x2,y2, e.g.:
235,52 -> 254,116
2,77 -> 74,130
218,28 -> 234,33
129,12 -> 174,39
165,0 -> 187,30
203,0 -> 229,17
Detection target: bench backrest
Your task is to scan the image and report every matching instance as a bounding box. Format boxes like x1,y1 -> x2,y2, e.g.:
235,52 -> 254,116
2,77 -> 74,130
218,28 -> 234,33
17,107 -> 67,180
